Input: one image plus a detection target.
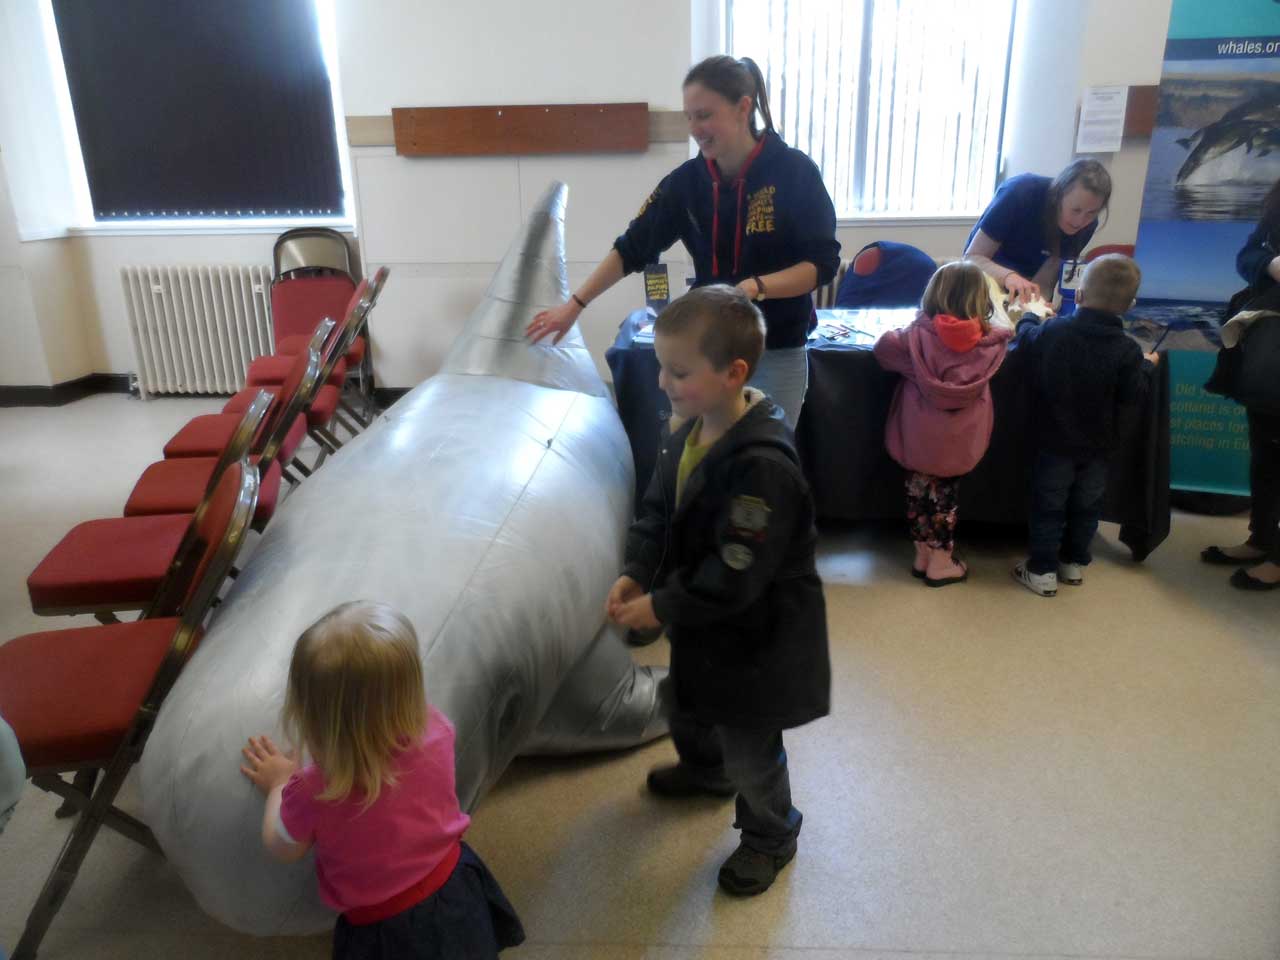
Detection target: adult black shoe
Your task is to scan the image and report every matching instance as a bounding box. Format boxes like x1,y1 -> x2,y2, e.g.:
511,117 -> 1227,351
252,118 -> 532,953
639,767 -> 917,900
646,763 -> 735,798
1202,545 -> 1265,566
717,842 -> 796,896
1230,567 -> 1280,591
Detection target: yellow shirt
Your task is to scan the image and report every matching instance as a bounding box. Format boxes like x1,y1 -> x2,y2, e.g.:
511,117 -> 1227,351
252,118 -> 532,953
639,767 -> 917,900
675,419 -> 713,506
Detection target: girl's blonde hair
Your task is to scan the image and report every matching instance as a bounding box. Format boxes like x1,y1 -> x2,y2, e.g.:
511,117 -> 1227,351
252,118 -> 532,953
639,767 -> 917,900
920,260 -> 993,332
283,601 -> 427,808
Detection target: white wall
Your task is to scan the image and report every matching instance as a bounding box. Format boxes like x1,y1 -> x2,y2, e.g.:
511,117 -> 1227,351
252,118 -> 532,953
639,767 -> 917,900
0,0 -> 1178,389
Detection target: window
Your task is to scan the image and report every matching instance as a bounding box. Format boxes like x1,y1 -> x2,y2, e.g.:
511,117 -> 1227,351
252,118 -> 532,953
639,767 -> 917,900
729,0 -> 1016,219
49,0 -> 348,224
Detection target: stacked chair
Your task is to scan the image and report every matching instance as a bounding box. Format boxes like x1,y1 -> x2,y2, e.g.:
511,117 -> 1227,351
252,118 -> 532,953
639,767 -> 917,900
265,227 -> 377,423
2,250 -> 392,959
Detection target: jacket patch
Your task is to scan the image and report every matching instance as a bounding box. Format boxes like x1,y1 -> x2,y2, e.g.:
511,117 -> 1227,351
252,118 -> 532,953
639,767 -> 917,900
745,185 -> 776,236
729,495 -> 771,539
721,543 -> 755,570
637,187 -> 660,218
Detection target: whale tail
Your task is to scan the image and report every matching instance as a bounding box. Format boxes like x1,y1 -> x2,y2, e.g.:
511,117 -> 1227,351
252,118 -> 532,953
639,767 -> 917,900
441,181 -> 608,398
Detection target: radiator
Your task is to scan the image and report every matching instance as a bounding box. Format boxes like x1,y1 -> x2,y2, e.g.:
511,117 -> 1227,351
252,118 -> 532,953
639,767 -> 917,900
123,265 -> 274,399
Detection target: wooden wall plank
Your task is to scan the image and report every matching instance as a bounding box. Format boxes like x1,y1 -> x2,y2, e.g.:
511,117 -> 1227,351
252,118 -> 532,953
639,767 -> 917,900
392,103 -> 650,156
1124,85 -> 1160,138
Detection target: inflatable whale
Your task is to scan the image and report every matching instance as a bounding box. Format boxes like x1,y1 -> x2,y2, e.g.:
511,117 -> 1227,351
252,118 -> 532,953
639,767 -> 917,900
139,181 -> 668,934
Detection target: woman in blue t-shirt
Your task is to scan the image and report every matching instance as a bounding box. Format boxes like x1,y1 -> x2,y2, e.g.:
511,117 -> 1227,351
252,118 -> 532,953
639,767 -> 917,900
964,159 -> 1112,304
525,56 -> 841,429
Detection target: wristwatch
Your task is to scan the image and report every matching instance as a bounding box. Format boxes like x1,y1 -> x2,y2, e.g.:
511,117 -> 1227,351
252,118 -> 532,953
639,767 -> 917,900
752,275 -> 767,301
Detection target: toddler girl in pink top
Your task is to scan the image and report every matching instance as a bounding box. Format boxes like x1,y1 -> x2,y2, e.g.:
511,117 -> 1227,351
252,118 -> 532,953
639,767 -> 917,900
241,601 -> 524,959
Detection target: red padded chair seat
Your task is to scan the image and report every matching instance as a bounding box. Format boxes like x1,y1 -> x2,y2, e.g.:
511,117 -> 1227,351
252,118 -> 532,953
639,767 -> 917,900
0,618 -> 191,769
277,333 -> 366,367
163,414 -> 241,459
245,354 -> 345,388
223,385 -> 339,430
124,457 -> 282,526
28,514 -> 189,612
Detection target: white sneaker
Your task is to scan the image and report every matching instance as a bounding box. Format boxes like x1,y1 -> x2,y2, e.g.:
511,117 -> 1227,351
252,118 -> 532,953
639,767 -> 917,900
1013,561 -> 1057,597
1058,562 -> 1084,586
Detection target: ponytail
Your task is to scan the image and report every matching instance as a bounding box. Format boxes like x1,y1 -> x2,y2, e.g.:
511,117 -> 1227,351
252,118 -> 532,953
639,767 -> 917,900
683,55 -> 775,138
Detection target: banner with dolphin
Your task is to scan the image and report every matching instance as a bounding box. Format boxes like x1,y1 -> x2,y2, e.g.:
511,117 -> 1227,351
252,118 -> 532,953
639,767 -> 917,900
1135,0 -> 1280,301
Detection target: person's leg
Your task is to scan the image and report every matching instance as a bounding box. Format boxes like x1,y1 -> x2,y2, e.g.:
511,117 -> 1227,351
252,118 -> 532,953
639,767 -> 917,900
1027,451 -> 1073,575
1247,411 -> 1280,561
647,678 -> 734,796
922,475 -> 966,584
905,471 -> 932,576
1237,411 -> 1280,586
1060,457 -> 1108,567
716,727 -> 801,895
748,346 -> 809,431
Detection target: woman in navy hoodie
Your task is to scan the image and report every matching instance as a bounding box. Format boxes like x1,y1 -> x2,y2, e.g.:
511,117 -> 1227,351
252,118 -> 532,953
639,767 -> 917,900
526,56 -> 841,429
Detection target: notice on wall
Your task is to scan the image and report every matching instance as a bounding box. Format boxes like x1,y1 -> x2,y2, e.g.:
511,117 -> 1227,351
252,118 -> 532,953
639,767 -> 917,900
1076,85 -> 1128,153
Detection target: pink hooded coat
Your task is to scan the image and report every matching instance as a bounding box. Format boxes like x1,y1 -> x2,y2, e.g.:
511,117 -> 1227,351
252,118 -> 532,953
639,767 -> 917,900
873,311 -> 1012,478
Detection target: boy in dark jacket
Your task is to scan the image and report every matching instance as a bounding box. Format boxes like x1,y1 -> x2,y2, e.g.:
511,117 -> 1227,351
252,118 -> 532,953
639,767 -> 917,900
1012,254 -> 1160,596
607,284 -> 830,897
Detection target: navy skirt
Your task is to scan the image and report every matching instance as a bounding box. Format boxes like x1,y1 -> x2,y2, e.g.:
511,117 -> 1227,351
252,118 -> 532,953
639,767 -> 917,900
332,843 -> 525,960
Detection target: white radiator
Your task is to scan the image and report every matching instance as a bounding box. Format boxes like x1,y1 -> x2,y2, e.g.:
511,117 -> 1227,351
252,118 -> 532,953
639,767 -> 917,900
123,265 -> 273,399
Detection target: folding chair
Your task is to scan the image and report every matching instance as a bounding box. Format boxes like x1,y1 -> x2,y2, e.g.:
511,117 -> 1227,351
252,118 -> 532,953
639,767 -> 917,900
233,281 -> 371,452
123,365 -> 315,532
27,391 -> 275,622
0,459 -> 258,960
273,226 -> 353,281
161,320 -> 334,475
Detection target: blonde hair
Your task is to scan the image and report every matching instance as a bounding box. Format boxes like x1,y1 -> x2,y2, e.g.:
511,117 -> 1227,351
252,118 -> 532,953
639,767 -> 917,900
921,260 -> 993,332
654,284 -> 767,377
1079,254 -> 1141,315
283,601 -> 427,808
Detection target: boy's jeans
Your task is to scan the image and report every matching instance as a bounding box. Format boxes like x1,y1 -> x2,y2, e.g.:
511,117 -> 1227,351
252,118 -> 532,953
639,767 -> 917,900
670,710 -> 802,857
1028,450 -> 1109,575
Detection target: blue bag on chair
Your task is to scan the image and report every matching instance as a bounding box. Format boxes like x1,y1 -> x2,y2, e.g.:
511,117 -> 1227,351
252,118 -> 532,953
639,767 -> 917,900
835,241 -> 936,308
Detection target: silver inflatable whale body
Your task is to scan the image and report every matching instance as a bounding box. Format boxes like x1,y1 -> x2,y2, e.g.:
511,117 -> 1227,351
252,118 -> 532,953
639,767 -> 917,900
138,182 -> 668,935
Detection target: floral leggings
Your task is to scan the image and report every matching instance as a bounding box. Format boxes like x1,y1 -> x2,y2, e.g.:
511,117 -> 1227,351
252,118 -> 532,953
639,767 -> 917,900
905,471 -> 961,550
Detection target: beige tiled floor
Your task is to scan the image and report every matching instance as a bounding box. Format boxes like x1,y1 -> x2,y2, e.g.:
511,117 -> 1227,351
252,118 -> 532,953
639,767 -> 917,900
2,394 -> 1278,959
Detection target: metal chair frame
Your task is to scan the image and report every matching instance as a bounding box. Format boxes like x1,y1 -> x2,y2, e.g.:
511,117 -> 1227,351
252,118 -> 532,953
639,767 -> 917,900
8,460 -> 258,960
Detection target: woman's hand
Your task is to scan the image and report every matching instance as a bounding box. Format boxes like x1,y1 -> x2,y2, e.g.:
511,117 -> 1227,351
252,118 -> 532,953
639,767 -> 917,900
525,300 -> 581,345
735,277 -> 761,301
611,593 -> 660,631
1003,273 -> 1040,303
240,735 -> 298,795
605,575 -> 642,619
1267,255 -> 1280,284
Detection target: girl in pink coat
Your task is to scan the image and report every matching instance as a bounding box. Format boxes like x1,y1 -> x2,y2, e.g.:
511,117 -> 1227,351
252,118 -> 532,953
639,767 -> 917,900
873,261 -> 1012,586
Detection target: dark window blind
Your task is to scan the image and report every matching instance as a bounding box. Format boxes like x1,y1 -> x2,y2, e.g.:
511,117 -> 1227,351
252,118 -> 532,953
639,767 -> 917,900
52,0 -> 344,221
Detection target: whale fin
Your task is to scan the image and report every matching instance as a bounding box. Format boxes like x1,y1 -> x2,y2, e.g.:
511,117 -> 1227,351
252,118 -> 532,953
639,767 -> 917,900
441,180 -> 609,398
521,622 -> 670,755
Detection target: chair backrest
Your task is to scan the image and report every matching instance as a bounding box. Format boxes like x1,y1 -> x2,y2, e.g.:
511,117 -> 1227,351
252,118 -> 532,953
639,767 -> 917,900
269,273 -> 358,346
202,390 -> 272,500
1083,243 -> 1136,262
317,279 -> 372,384
835,241 -> 937,309
814,260 -> 849,309
135,459 -> 259,737
273,227 -> 353,280
146,457 -> 260,619
255,345 -> 325,473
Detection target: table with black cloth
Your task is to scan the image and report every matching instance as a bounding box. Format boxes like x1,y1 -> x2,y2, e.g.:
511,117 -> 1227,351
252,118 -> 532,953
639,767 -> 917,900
605,308 -> 1172,560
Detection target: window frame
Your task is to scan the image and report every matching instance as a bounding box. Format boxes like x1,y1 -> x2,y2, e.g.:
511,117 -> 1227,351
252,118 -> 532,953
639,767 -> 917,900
40,0 -> 355,237
725,0 -> 1017,223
